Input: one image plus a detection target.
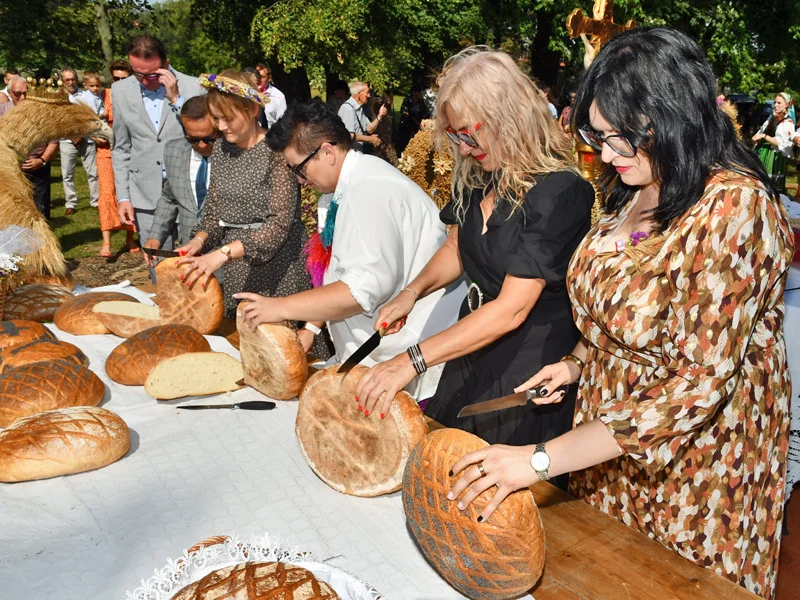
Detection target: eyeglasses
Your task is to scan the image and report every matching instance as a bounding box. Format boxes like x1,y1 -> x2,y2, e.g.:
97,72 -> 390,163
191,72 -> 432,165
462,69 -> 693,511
445,122 -> 483,148
8,89 -> 26,98
578,127 -> 637,158
112,75 -> 129,81
132,70 -> 161,82
287,145 -> 323,180
185,134 -> 219,145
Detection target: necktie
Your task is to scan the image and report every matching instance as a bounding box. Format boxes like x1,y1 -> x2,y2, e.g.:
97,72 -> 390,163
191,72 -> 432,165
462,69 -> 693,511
196,156 -> 208,211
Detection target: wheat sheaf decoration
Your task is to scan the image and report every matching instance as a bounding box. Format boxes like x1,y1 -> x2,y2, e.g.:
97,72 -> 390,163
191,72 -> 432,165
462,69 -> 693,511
398,120 -> 454,210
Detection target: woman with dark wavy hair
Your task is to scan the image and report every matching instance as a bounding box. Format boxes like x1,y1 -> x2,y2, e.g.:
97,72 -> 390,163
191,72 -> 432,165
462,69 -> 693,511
448,28 -> 792,599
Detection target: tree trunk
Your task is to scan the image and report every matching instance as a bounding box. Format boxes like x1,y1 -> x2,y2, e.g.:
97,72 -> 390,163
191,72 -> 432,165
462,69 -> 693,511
530,9 -> 560,85
94,0 -> 114,81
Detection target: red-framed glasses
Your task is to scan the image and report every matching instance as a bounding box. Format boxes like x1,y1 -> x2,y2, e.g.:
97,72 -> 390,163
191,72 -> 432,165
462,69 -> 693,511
445,122 -> 483,148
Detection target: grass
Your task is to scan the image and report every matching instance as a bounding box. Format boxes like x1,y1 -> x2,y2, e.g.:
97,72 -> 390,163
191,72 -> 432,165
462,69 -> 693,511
49,154 -> 134,260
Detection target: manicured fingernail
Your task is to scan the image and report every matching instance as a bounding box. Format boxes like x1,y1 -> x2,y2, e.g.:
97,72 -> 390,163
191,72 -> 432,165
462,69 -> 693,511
178,250 -> 186,256
364,409 -> 370,417
380,322 -> 388,328
357,405 -> 363,411
457,502 -> 464,510
448,470 -> 454,477
540,389 -> 549,396
355,396 -> 359,401
180,275 -> 184,280
446,492 -> 453,500
477,516 -> 484,523
380,413 -> 385,419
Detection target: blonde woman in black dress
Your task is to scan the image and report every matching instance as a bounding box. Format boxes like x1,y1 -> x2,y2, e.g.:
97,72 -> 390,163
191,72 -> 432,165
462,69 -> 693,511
177,70 -> 311,320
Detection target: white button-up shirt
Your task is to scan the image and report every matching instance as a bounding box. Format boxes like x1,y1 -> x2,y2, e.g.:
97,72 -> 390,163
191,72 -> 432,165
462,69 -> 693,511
188,149 -> 212,208
324,150 -> 466,399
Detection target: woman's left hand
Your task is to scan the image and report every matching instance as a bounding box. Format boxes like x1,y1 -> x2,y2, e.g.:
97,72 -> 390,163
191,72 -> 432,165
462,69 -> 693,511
233,292 -> 286,330
354,353 -> 417,418
448,444 -> 539,522
179,250 -> 227,289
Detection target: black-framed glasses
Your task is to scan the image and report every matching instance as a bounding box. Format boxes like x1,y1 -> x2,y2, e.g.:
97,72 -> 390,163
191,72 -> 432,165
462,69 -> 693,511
8,89 -> 26,98
445,122 -> 483,148
132,70 -> 161,82
185,133 -> 219,145
112,75 -> 129,81
287,145 -> 323,180
578,127 -> 637,158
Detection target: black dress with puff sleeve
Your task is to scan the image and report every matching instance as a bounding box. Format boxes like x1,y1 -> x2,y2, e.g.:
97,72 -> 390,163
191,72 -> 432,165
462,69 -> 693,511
425,170 -> 594,487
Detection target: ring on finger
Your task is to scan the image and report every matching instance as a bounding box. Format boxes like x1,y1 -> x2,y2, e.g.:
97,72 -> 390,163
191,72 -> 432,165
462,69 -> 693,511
476,462 -> 487,478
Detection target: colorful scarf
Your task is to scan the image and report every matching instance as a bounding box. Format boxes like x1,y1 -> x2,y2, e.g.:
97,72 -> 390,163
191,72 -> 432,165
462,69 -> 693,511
303,198 -> 338,287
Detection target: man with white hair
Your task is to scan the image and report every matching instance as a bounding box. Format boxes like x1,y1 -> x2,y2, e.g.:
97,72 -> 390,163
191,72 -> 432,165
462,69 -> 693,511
337,81 -> 387,153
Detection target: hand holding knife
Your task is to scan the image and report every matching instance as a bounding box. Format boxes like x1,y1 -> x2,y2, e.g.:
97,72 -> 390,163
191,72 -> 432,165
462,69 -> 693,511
456,383 -> 569,419
337,316 -> 407,374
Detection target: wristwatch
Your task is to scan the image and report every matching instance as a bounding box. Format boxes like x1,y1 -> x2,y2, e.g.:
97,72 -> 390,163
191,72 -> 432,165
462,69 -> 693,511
530,443 -> 551,482
219,245 -> 232,259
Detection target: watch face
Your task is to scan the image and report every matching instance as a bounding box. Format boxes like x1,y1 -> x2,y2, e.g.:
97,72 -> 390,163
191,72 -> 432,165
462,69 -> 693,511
531,452 -> 550,471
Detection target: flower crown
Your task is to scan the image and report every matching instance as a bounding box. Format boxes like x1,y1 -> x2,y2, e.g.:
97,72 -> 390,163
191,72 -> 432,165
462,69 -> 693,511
199,73 -> 270,105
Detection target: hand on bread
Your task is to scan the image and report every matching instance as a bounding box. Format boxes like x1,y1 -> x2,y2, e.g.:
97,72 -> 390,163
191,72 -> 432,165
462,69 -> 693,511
354,352 -> 417,418
234,292 -> 286,330
176,250 -> 227,289
447,444 -> 539,522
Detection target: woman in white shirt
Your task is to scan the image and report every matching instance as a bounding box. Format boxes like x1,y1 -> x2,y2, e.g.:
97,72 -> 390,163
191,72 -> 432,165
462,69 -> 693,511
235,100 -> 465,402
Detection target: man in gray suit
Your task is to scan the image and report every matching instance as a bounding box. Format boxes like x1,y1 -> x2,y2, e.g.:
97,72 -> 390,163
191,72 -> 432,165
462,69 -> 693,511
112,35 -> 205,248
142,97 -> 217,266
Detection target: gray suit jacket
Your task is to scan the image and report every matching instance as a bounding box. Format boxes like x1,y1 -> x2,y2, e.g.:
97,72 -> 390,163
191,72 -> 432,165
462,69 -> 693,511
111,70 -> 204,212
148,138 -> 205,245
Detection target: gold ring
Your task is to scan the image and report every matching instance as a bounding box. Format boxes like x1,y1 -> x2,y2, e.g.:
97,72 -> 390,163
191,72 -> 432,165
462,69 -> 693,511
476,462 -> 486,477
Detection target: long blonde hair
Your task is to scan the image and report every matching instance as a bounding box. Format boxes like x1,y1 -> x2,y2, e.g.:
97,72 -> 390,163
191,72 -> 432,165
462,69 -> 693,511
435,47 -> 578,222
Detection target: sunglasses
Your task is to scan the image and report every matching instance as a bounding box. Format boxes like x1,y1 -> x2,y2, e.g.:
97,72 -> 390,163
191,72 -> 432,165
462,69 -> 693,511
185,134 -> 219,145
112,75 -> 129,82
133,70 -> 161,82
445,122 -> 483,148
8,89 -> 26,97
287,145 -> 323,180
578,127 -> 649,158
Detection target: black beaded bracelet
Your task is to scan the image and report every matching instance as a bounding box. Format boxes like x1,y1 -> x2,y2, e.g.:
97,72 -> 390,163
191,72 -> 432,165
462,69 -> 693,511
407,344 -> 428,375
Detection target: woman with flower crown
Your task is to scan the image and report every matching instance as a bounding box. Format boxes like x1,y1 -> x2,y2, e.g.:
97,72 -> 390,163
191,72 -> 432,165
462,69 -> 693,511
175,71 -> 315,334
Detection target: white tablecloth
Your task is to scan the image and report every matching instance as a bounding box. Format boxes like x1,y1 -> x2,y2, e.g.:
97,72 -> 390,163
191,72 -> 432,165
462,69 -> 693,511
0,284 -> 517,600
782,267 -> 800,498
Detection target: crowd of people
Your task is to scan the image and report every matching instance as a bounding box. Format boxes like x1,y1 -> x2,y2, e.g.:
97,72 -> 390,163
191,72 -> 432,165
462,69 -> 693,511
2,26 -> 795,600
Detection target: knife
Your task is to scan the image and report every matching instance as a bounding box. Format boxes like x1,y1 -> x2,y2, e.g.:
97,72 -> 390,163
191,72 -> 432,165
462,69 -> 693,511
177,401 -> 276,411
337,327 -> 386,374
141,246 -> 181,258
456,385 -> 568,419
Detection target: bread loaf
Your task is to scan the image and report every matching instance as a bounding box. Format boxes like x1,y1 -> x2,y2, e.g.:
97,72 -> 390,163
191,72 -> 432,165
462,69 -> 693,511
54,291 -> 140,335
145,352 -> 244,399
155,257 -> 224,335
402,428 -> 545,600
21,271 -> 76,291
0,359 -> 105,427
104,324 -> 211,385
0,339 -> 88,374
92,301 -> 160,338
236,307 -> 306,400
296,365 -> 428,497
0,407 -> 130,482
2,284 -> 73,322
0,320 -> 56,352
170,562 -> 339,600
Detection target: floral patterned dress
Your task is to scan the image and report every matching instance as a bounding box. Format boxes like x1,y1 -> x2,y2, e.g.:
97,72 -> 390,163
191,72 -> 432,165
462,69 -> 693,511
567,169 -> 793,599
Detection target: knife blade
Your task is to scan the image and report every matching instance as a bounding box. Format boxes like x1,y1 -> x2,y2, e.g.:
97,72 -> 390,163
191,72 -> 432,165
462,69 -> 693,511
337,327 -> 385,374
177,401 -> 276,411
456,385 -> 569,419
141,246 -> 181,258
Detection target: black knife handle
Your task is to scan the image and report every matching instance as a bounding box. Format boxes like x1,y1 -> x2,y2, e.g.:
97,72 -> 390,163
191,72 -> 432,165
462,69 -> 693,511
530,385 -> 569,399
237,401 -> 277,410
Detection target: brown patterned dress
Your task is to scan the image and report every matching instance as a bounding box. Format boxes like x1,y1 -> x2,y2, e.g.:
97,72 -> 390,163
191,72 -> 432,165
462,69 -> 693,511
567,169 -> 793,599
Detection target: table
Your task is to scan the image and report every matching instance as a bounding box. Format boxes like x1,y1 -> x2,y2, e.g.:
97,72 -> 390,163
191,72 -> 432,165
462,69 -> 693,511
0,284 -> 761,599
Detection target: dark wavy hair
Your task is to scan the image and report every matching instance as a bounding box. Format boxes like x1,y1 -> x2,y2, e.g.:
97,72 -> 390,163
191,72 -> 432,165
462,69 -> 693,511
267,99 -> 352,154
572,27 -> 774,230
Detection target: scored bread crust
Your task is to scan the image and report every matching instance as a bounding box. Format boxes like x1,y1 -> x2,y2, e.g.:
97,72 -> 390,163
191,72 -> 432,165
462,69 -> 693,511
170,562 -> 339,600
155,258 -> 224,335
402,428 -> 546,599
105,324 -> 211,386
93,301 -> 161,338
2,284 -> 73,322
54,291 -> 140,335
144,352 -> 244,400
0,359 -> 105,427
295,365 -> 428,497
0,406 -> 130,483
236,307 -> 307,400
0,320 -> 56,352
0,339 -> 88,374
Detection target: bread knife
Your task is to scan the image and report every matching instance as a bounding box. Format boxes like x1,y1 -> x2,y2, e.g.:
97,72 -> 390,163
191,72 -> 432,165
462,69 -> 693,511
177,401 -> 276,411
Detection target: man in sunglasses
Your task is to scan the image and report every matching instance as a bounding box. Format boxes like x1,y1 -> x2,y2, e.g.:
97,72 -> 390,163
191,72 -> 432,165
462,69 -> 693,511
0,68 -> 19,104
142,97 -> 217,266
111,35 -> 204,254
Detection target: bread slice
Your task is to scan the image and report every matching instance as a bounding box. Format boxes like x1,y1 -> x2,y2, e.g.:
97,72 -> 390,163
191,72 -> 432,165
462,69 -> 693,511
144,352 -> 244,400
92,301 -> 160,338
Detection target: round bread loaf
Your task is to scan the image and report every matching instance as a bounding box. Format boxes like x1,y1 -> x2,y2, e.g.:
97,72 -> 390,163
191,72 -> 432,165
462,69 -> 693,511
170,562 -> 339,600
21,271 -> 76,291
0,406 -> 130,482
296,365 -> 428,497
54,291 -> 140,335
2,284 -> 73,322
105,324 -> 211,385
0,320 -> 56,352
92,301 -> 161,338
402,428 -> 545,600
0,359 -> 105,427
236,307 -> 306,400
0,339 -> 88,374
155,257 -> 224,335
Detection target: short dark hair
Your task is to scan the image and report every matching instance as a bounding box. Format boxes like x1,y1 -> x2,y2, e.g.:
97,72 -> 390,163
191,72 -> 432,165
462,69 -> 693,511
267,99 -> 352,154
256,63 -> 269,72
5,68 -> 19,76
127,36 -> 167,63
110,59 -> 132,74
573,27 -> 774,230
181,95 -> 208,121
